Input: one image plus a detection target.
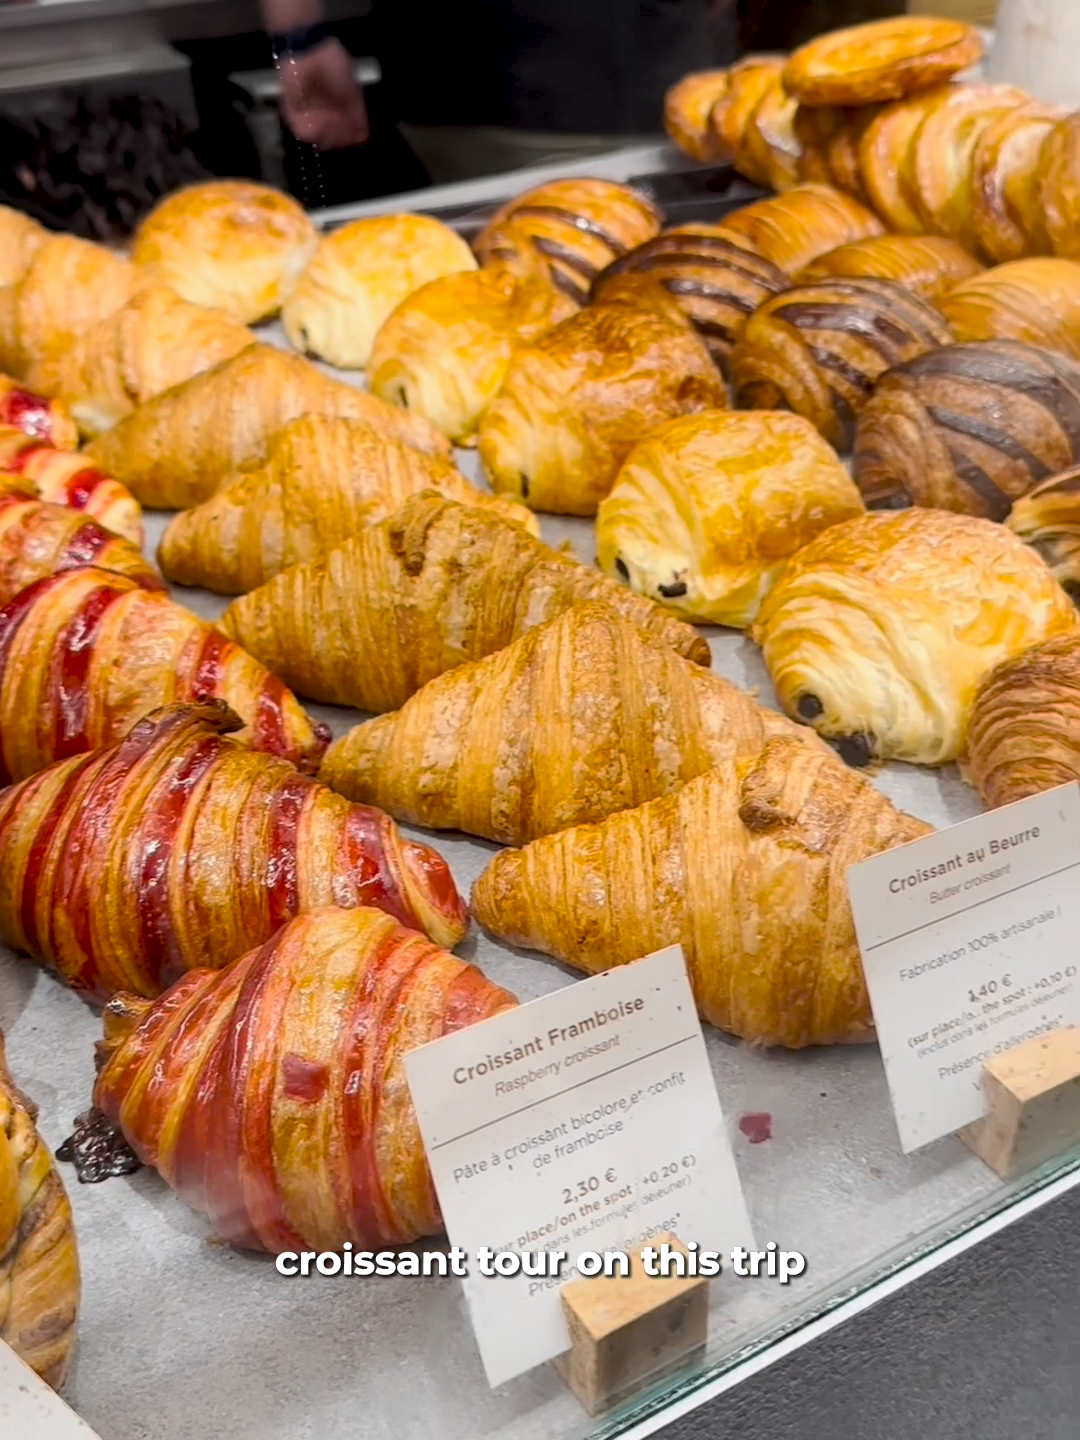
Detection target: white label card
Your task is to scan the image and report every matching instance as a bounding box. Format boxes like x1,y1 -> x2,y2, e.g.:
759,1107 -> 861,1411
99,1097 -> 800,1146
404,947 -> 753,1388
847,783 -> 1080,1153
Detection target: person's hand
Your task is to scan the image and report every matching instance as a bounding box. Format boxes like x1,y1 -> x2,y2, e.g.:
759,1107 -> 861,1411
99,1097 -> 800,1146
278,37 -> 370,150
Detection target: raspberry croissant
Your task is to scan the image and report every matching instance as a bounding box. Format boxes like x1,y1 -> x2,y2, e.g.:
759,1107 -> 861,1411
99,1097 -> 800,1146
0,427 -> 142,545
0,482 -> 160,606
0,377 -> 77,449
472,736 -> 930,1049
84,344 -> 450,511
0,1033 -> 80,1386
221,493 -> 709,713
158,414 -> 536,595
0,568 -> 327,782
321,603 -> 819,845
0,702 -> 467,1000
89,906 -> 514,1251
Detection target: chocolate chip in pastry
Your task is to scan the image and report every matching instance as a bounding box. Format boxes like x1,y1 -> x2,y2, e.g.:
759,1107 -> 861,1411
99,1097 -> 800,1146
853,341 -> 1080,518
783,16 -> 984,108
1040,114 -> 1080,262
730,275 -> 952,449
750,508 -> 1079,767
717,183 -> 884,277
590,225 -> 788,376
971,103 -> 1069,264
596,410 -> 864,628
800,234 -> 983,306
938,258 -> 1080,362
1007,467 -> 1080,597
663,69 -> 733,162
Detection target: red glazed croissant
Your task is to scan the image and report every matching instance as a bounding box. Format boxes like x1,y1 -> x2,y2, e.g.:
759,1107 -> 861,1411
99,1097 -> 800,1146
0,568 -> 327,782
0,427 -> 143,546
0,377 -> 77,449
89,906 -> 513,1251
0,482 -> 161,606
0,703 -> 467,1000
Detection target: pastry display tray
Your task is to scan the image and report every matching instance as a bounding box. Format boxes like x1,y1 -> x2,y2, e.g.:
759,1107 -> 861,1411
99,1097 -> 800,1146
5,250 -> 1080,1440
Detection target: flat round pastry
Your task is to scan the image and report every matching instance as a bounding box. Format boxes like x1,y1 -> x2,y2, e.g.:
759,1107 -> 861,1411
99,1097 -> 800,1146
368,267 -> 575,445
1007,467 -> 1080,597
800,234 -> 983,306
968,635 -> 1080,808
858,85 -> 955,234
717,184 -> 884,276
794,105 -> 843,183
736,74 -> 803,191
938,259 -> 1080,361
664,69 -> 732,162
590,225 -> 789,375
595,410 -> 864,628
907,84 -> 1029,254
750,508 -> 1078,767
477,303 -> 727,515
971,103 -> 1069,263
711,56 -> 786,156
0,205 -> 46,289
132,180 -> 317,324
473,179 -> 662,308
282,213 -> 477,370
783,17 -> 984,107
853,341 -> 1080,518
1040,114 -> 1080,261
730,276 -> 951,450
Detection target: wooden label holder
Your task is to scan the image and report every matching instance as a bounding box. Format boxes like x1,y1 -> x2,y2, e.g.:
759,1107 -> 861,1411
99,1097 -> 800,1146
959,1026 -> 1080,1180
551,1233 -> 708,1417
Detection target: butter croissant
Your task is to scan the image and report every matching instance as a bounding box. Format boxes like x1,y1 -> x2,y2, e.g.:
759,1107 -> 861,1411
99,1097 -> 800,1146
84,344 -> 450,510
0,427 -> 142,545
89,906 -> 513,1250
478,303 -> 726,515
967,634 -> 1080,808
0,1033 -> 80,1386
0,568 -> 327,782
25,285 -> 254,437
322,603 -> 816,845
158,415 -> 535,594
472,735 -> 930,1049
0,205 -> 46,288
220,492 -> 708,713
750,508 -> 1079,767
0,702 -> 467,1000
0,378 -> 77,449
853,341 -> 1080,517
716,184 -> 884,277
0,482 -> 160,605
731,277 -> 951,449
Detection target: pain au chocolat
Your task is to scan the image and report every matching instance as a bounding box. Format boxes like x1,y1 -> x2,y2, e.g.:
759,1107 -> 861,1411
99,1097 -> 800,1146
730,276 -> 952,449
1007,467 -> 1080,596
853,340 -> 1080,518
590,226 -> 788,374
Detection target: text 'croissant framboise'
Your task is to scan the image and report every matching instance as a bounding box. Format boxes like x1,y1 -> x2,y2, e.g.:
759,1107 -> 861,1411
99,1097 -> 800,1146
89,906 -> 515,1252
0,703 -> 467,1000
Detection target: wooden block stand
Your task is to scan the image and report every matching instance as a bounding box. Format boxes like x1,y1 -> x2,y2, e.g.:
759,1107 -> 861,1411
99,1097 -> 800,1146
553,1234 -> 708,1417
960,1027 -> 1080,1180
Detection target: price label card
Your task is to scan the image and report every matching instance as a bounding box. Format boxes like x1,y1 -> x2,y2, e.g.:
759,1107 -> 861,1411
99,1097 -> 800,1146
404,946 -> 752,1388
847,783 -> 1080,1153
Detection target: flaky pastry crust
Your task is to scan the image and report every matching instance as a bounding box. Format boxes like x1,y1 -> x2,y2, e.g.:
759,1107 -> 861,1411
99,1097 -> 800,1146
799,234 -> 982,305
783,16 -> 984,107
717,183 -> 884,276
938,259 -> 1080,361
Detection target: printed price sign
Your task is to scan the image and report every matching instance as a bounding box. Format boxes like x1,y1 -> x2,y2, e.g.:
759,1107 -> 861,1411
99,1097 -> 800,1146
404,947 -> 752,1387
847,783 -> 1080,1152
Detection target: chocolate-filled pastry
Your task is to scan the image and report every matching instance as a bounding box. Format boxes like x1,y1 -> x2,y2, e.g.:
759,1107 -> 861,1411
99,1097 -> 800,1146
1007,468 -> 1080,596
736,74 -> 802,191
967,634 -> 1080,808
710,56 -> 786,157
1040,114 -> 1080,262
858,85 -> 955,234
717,184 -> 884,277
800,235 -> 983,306
853,342 -> 1080,518
596,410 -> 864,628
473,179 -> 662,308
590,226 -> 788,375
664,70 -> 733,162
971,103 -> 1068,264
750,509 -> 1079,766
783,16 -> 984,107
478,303 -> 726,515
730,276 -> 951,449
939,259 -> 1080,362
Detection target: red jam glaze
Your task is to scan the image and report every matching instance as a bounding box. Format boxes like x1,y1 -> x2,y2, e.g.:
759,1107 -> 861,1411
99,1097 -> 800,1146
55,521 -> 111,574
186,627 -> 230,702
17,754 -> 98,957
282,1052 -> 330,1103
738,1112 -> 773,1144
442,964 -> 516,1034
265,774 -> 314,930
0,389 -> 55,443
64,468 -> 110,512
52,583 -> 125,761
340,806 -> 403,922
0,576 -> 57,784
402,839 -> 467,932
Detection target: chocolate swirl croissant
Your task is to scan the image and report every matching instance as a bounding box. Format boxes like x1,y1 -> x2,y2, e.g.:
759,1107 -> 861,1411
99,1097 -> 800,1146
799,234 -> 982,305
472,736 -> 930,1049
0,703 -> 467,1000
589,226 -> 789,374
1007,468 -> 1080,594
938,259 -> 1080,362
730,276 -> 952,449
853,341 -> 1080,518
0,426 -> 142,545
221,493 -> 708,713
967,635 -> 1080,808
0,1034 -> 80,1386
89,906 -> 514,1251
0,568 -> 326,781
